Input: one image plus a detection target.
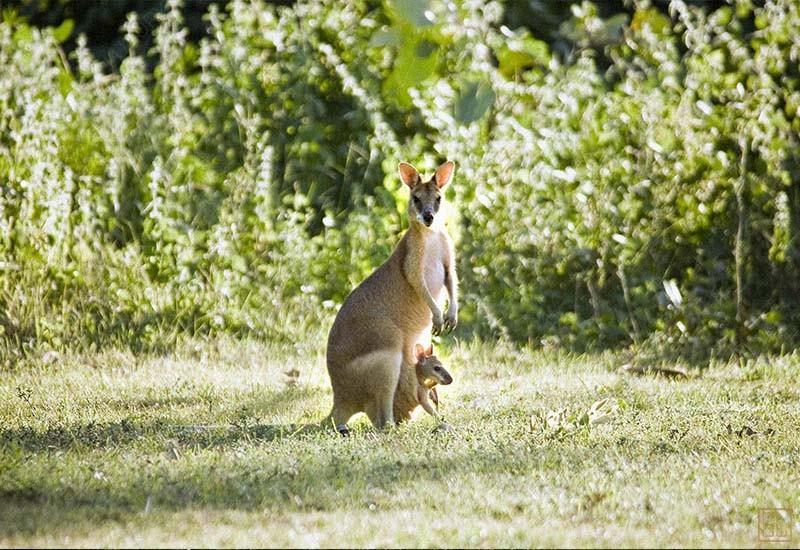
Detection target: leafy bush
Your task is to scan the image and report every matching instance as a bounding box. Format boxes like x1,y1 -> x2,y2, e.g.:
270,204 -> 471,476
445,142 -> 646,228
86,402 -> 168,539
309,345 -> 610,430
1,0 -> 799,362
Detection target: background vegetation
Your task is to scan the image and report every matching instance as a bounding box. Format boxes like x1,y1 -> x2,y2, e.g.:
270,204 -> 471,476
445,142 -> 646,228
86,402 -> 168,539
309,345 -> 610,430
2,0 -> 800,363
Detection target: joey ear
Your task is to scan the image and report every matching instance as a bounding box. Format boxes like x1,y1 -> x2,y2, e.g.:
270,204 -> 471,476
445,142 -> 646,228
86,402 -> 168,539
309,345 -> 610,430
414,343 -> 426,362
399,162 -> 421,188
426,344 -> 433,356
434,161 -> 455,189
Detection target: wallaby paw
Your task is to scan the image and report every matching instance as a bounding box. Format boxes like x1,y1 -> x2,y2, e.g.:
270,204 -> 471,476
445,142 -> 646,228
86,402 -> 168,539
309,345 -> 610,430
444,311 -> 458,332
432,315 -> 444,336
336,424 -> 350,436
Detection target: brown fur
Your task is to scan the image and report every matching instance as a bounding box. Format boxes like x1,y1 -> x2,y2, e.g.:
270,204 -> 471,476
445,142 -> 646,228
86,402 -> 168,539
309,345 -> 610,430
393,344 -> 452,423
326,161 -> 459,432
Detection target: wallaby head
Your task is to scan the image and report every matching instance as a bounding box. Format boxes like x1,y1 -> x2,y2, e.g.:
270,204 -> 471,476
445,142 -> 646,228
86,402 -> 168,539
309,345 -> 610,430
398,161 -> 455,229
413,343 -> 453,387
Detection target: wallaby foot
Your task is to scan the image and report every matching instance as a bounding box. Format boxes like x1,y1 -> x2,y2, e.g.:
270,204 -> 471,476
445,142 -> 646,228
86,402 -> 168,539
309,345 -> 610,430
330,402 -> 356,435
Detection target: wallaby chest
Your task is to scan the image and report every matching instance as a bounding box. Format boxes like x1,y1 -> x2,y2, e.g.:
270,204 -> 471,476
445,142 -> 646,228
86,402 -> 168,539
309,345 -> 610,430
422,232 -> 447,301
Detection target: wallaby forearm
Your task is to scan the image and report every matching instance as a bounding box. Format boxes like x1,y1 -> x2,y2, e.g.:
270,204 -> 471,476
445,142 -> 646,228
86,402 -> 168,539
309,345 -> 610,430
422,283 -> 442,318
420,399 -> 438,417
442,238 -> 458,332
445,264 -> 459,310
418,389 -> 439,417
444,233 -> 459,309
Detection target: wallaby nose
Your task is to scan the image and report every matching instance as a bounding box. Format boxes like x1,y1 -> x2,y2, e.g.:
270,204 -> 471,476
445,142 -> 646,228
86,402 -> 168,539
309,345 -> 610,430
422,211 -> 434,225
442,374 -> 453,385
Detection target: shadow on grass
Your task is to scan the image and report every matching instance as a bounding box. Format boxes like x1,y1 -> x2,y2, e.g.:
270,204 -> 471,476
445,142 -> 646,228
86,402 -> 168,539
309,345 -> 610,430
0,380 -> 515,539
0,419 -> 323,453
99,385 -> 321,417
0,434 -> 508,539
4,384 -> 324,453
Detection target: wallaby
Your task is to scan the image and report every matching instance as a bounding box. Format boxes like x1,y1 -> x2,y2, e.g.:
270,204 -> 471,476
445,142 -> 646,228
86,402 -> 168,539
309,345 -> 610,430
326,161 -> 459,434
393,343 -> 453,423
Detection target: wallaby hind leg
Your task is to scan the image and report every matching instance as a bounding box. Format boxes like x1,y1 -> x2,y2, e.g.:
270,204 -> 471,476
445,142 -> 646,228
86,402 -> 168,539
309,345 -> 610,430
363,400 -> 379,428
362,350 -> 403,429
337,349 -> 402,431
373,390 -> 396,429
375,363 -> 404,429
365,395 -> 395,429
364,392 -> 395,430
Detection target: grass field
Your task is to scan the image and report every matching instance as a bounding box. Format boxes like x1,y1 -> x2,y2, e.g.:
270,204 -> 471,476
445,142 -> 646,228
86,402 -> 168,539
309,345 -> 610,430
1,337 -> 798,548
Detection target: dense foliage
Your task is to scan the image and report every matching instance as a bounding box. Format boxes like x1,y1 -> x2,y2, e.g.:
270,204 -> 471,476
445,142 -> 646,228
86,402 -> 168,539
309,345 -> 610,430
1,0 -> 799,363
5,0 -> 649,70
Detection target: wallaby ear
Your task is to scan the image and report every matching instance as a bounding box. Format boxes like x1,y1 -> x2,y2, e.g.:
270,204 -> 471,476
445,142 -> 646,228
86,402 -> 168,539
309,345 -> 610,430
426,344 -> 433,356
414,343 -> 427,362
434,161 -> 455,189
398,162 -> 421,188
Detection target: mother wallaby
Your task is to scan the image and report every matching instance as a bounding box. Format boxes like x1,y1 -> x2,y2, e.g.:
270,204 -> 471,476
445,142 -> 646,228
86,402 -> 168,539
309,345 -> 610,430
326,161 -> 458,433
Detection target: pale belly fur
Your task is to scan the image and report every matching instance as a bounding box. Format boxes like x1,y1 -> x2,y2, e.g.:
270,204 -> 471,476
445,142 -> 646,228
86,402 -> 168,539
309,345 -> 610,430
423,234 -> 446,305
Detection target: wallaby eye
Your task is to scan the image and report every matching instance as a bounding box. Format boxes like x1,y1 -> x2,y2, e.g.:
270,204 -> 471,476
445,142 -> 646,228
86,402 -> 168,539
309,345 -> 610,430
434,366 -> 441,372
435,196 -> 441,205
413,196 -> 421,207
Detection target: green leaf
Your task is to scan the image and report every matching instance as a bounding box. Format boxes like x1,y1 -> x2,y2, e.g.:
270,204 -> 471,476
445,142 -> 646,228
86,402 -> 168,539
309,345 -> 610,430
382,36 -> 439,106
604,13 -> 629,38
631,7 -> 669,34
415,38 -> 436,57
53,19 -> 74,44
389,0 -> 434,28
710,6 -> 733,27
454,80 -> 495,124
496,34 -> 550,77
13,24 -> 32,43
58,70 -> 73,96
369,27 -> 401,48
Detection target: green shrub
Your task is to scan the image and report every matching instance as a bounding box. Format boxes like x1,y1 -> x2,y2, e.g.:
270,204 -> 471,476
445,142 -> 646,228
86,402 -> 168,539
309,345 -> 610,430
1,0 -> 799,362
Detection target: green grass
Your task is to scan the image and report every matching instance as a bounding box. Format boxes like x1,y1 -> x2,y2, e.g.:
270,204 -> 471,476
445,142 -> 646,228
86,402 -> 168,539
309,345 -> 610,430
1,337 -> 798,547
